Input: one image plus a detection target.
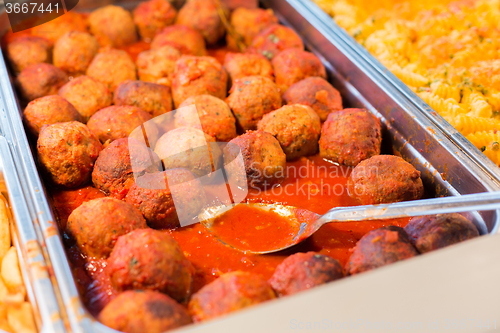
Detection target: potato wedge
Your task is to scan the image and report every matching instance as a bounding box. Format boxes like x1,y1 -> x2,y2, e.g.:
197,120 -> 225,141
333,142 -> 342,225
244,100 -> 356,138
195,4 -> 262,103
0,195 -> 10,261
7,302 -> 36,333
0,277 -> 8,300
1,247 -> 25,296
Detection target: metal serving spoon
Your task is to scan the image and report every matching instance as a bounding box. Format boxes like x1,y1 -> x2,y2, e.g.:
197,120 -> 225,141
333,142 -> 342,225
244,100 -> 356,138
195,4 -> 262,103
198,191 -> 500,254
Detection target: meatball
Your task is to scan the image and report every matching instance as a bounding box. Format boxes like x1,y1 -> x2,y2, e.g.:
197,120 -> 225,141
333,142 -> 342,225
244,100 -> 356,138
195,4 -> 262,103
106,228 -> 194,302
88,5 -> 137,47
86,48 -> 137,92
87,106 -> 159,147
6,36 -> 52,74
226,8 -> 278,51
348,155 -> 424,205
136,46 -> 181,86
133,0 -> 177,40
154,127 -> 222,178
32,12 -> 87,43
171,56 -> 228,108
176,95 -> 236,141
176,0 -> 227,45
268,252 -> 343,296
99,290 -> 192,333
272,48 -> 327,93
404,213 -> 479,253
226,75 -> 281,131
23,95 -> 83,137
249,24 -> 304,60
258,104 -> 321,160
66,197 -> 146,258
151,25 -> 207,56
319,108 -> 381,166
37,122 -> 102,188
283,77 -> 342,121
53,31 -> 99,76
92,138 -> 162,199
347,226 -> 419,275
188,271 -> 275,322
223,53 -> 274,85
223,130 -> 286,189
16,63 -> 68,101
58,75 -> 112,122
125,168 -> 207,229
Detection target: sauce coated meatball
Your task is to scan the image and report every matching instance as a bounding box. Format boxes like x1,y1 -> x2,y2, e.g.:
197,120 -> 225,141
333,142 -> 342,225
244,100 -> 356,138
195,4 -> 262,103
348,155 -> 424,205
258,104 -> 321,160
176,0 -> 227,45
347,226 -> 419,275
23,95 -> 83,137
133,0 -> 177,40
136,46 -> 181,86
53,31 -> 99,76
125,168 -> 206,229
223,53 -> 274,85
32,12 -> 87,43
188,271 -> 275,322
88,5 -> 137,47
249,24 -> 304,60
86,48 -> 137,92
16,63 -> 68,101
226,8 -> 278,51
283,77 -> 342,121
37,121 -> 102,188
66,197 -> 146,258
269,252 -> 343,296
151,25 -> 207,56
6,36 -> 52,74
176,95 -> 236,142
92,138 -> 162,199
319,108 -> 381,166
99,290 -> 192,333
58,75 -> 112,122
404,213 -> 479,253
272,49 -> 327,93
226,75 -> 281,131
106,228 -> 194,302
172,56 -> 228,108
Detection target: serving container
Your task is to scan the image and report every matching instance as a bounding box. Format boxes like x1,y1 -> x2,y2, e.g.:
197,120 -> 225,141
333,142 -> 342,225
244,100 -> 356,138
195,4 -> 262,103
0,0 -> 499,333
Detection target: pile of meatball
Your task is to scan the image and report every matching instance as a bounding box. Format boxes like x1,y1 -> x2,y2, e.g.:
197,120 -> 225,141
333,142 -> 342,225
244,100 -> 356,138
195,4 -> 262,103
4,0 -> 480,332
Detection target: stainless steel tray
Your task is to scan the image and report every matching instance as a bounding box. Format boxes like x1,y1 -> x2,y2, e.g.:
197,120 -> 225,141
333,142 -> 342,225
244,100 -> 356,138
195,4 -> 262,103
0,0 -> 499,332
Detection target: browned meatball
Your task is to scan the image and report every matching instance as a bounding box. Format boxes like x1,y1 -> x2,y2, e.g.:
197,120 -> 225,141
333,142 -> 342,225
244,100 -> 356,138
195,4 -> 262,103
319,108 -> 381,166
88,5 -> 137,47
272,49 -> 327,93
347,226 -> 419,275
151,25 -> 207,56
226,8 -> 278,51
176,95 -> 236,141
16,63 -> 68,101
6,36 -> 52,74
32,12 -> 88,43
125,168 -> 207,229
283,77 -> 343,121
226,75 -> 281,131
269,252 -> 343,296
23,95 -> 82,137
258,104 -> 321,160
249,24 -> 304,60
176,0 -> 227,45
404,214 -> 479,253
106,228 -> 194,302
188,271 -> 275,322
136,46 -> 181,86
223,53 -> 274,85
171,56 -> 228,108
87,106 -> 159,147
99,290 -> 192,333
37,121 -> 102,188
348,155 -> 424,205
223,130 -> 286,189
133,0 -> 177,40
58,75 -> 112,122
92,138 -> 162,199
86,48 -> 137,92
66,197 -> 146,258
53,31 -> 99,76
